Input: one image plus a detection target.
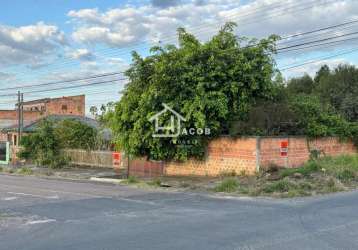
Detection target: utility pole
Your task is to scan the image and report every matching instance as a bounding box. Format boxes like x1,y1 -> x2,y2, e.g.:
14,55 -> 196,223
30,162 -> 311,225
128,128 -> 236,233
20,93 -> 24,140
17,91 -> 20,146
17,91 -> 23,146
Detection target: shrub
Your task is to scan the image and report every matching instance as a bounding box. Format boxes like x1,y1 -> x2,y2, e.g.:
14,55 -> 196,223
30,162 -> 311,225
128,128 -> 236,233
214,178 -> 239,193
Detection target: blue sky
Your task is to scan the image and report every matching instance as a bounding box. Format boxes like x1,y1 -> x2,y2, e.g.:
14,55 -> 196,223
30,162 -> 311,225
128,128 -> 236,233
0,0 -> 357,113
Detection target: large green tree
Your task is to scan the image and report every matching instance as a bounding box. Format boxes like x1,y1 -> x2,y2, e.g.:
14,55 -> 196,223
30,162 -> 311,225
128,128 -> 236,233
314,64 -> 358,122
106,23 -> 279,160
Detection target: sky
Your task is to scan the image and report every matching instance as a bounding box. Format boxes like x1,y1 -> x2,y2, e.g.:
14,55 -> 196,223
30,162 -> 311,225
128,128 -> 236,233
0,0 -> 357,113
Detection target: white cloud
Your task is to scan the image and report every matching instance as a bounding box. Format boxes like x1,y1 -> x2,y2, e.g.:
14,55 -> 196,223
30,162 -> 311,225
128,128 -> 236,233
67,0 -> 358,53
0,22 -> 66,66
67,48 -> 95,61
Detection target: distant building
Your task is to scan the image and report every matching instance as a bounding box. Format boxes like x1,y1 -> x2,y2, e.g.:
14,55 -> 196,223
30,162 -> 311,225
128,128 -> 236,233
0,95 -> 86,145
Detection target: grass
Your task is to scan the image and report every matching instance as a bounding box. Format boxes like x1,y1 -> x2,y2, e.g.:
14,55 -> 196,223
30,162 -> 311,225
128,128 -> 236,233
212,155 -> 358,198
147,178 -> 162,187
16,167 -> 34,175
280,160 -> 320,178
126,175 -> 139,184
214,178 -> 239,193
262,180 -> 296,193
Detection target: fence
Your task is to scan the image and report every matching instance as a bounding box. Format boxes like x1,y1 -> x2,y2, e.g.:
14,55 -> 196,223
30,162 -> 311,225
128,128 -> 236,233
127,136 -> 357,177
62,136 -> 357,176
63,149 -> 114,168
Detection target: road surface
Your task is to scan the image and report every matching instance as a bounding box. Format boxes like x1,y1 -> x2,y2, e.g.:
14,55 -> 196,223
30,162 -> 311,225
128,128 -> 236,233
1,174 -> 358,250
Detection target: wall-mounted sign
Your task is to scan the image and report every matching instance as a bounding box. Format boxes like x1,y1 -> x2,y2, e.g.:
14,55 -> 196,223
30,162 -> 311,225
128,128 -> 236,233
280,141 -> 289,157
112,152 -> 121,167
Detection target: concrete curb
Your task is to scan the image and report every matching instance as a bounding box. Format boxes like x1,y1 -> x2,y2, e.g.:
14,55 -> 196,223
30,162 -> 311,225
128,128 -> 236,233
90,177 -> 126,184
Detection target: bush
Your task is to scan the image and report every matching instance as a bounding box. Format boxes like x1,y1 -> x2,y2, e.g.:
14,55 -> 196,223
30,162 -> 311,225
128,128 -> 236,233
18,118 -> 94,168
214,178 -> 239,193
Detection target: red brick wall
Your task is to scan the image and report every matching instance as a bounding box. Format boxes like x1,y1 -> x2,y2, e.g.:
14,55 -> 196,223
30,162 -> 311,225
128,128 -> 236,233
165,137 -> 258,176
46,95 -> 85,116
259,137 -> 356,169
0,110 -> 43,121
126,136 -> 356,177
129,158 -> 164,177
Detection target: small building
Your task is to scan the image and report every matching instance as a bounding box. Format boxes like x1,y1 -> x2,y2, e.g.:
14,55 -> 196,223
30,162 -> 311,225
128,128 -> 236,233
1,114 -> 110,164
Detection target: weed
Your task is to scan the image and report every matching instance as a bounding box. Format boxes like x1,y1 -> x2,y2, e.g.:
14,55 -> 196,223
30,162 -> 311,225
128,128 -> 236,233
148,178 -> 162,187
219,170 -> 237,178
16,167 -> 34,175
336,169 -> 355,182
127,175 -> 139,184
214,178 -> 239,193
239,170 -> 247,176
263,180 -> 296,193
323,178 -> 342,193
266,163 -> 280,173
0,166 -> 3,172
280,160 -> 320,178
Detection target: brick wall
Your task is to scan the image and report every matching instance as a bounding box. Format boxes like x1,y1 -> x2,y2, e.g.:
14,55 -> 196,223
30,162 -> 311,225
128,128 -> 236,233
126,136 -> 356,177
0,110 -> 43,122
259,137 -> 356,169
129,158 -> 164,177
46,95 -> 85,116
165,137 -> 258,176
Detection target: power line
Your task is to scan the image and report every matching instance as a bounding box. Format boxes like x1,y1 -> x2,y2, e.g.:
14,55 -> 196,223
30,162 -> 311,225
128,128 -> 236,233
280,47 -> 358,71
277,31 -> 358,51
1,0 -> 335,79
0,72 -> 124,91
0,78 -> 127,97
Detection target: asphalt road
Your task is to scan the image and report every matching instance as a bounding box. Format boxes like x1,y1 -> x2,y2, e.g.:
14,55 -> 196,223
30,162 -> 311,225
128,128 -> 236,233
1,174 -> 358,250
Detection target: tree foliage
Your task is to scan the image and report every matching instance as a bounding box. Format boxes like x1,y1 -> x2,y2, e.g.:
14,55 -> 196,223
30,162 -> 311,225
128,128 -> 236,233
105,23 -> 279,160
19,118 -> 99,167
55,119 -> 98,150
18,120 -> 66,168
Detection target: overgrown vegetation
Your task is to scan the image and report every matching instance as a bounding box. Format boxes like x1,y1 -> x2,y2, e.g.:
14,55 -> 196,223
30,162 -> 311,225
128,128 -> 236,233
16,167 -> 33,175
209,155 -> 358,197
214,178 -> 239,193
98,21 -> 358,161
103,22 -> 279,161
18,118 -> 99,168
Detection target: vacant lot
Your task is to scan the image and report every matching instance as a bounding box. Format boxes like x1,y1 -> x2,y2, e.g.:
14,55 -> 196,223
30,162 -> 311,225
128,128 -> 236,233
120,155 -> 358,198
